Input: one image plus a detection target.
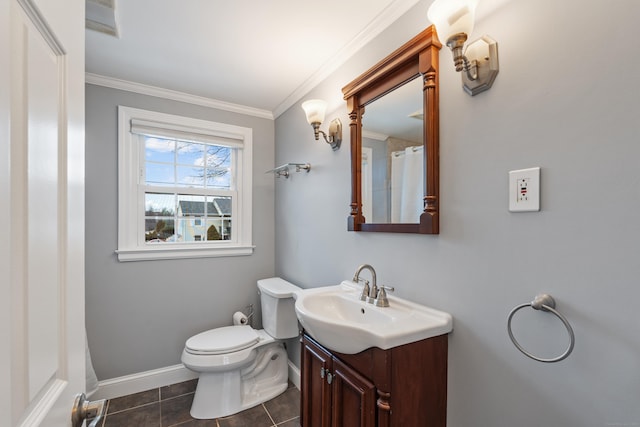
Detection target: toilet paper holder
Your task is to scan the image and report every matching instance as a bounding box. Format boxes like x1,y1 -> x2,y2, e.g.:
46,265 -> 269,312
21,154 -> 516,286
233,304 -> 254,327
245,304 -> 254,327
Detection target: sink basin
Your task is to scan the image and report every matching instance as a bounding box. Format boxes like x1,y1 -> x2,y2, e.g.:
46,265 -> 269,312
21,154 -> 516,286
294,280 -> 453,354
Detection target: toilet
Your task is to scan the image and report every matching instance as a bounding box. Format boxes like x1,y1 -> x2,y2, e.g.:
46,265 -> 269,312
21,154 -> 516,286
181,277 -> 301,419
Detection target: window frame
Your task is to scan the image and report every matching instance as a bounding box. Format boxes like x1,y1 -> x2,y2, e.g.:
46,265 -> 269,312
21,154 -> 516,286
116,106 -> 253,261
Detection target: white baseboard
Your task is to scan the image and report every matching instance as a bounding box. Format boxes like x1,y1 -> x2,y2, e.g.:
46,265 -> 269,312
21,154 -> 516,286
92,359 -> 300,400
288,359 -> 300,390
91,364 -> 198,400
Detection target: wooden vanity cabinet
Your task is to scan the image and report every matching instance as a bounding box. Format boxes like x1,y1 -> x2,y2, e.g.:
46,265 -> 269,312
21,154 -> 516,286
301,333 -> 448,427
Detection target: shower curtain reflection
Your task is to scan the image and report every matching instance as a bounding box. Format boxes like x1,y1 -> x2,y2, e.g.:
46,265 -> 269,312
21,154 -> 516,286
391,146 -> 423,223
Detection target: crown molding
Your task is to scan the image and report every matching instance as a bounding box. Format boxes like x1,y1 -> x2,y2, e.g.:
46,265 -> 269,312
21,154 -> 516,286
362,130 -> 389,141
85,73 -> 274,120
272,0 -> 421,118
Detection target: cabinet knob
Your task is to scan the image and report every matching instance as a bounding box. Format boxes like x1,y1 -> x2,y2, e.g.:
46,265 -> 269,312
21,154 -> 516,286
320,367 -> 325,379
326,372 -> 333,385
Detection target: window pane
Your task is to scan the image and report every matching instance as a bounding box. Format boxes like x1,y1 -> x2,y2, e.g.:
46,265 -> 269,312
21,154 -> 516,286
205,220 -> 223,240
208,196 -> 231,217
177,141 -> 205,166
175,219 -> 205,242
205,145 -> 231,189
221,219 -> 232,240
206,196 -> 232,240
177,195 -> 205,217
141,194 -> 234,244
145,218 -> 175,242
146,162 -> 175,185
140,136 -> 235,244
205,218 -> 231,241
177,165 -> 205,187
145,193 -> 175,216
145,137 -> 175,163
176,195 -> 205,242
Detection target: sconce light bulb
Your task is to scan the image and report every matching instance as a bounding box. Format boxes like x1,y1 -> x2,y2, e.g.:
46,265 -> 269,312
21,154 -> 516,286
301,99 -> 327,126
428,0 -> 477,42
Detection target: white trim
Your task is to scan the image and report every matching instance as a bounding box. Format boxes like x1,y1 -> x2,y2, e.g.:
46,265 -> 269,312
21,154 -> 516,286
362,129 -> 389,142
86,73 -> 274,120
288,359 -> 301,390
116,245 -> 255,262
17,0 -> 65,55
17,379 -> 66,427
91,364 -> 198,401
272,0 -> 422,118
91,359 -> 300,400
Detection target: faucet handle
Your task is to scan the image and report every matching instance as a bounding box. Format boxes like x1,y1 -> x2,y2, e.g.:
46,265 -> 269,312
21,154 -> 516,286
356,279 -> 370,301
373,285 -> 394,307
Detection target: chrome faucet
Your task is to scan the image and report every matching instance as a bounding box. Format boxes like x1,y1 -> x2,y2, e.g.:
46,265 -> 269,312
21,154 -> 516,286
353,264 -> 377,303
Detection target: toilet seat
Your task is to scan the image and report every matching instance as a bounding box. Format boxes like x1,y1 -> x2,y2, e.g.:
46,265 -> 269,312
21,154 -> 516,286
185,325 -> 259,355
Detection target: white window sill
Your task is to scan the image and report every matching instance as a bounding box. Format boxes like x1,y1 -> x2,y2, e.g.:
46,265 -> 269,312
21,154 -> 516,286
116,245 -> 255,262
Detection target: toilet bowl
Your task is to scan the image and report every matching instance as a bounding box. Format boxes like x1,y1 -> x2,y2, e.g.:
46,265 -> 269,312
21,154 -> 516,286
181,277 -> 300,419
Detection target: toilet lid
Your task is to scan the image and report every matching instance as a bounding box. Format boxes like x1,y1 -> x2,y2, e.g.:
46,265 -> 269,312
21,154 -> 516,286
185,325 -> 259,355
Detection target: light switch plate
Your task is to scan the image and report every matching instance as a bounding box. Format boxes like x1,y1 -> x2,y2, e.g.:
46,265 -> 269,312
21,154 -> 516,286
509,167 -> 540,212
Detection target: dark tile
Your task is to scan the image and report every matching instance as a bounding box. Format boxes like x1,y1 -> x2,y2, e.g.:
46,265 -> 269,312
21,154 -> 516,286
217,405 -> 273,427
103,402 -> 160,427
277,418 -> 301,427
161,379 -> 198,400
264,387 -> 300,424
171,419 -> 218,427
161,393 -> 195,426
107,388 -> 159,414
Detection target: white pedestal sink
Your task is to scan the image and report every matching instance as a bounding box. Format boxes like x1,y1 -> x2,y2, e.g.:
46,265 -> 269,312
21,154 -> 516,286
294,280 -> 453,354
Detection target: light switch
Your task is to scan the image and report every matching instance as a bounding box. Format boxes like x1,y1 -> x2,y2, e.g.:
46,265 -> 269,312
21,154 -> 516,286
509,167 -> 540,212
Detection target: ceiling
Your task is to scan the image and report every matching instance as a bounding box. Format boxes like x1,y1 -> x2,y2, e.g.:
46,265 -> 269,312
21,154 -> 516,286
85,0 -> 423,118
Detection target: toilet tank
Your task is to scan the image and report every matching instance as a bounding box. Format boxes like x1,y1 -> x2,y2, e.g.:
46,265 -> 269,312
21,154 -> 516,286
257,277 -> 301,339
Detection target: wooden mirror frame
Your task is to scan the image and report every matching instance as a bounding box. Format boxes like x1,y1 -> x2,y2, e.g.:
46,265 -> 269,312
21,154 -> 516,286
342,26 -> 441,234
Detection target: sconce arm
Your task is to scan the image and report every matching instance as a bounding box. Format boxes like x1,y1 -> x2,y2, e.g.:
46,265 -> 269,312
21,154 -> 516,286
317,129 -> 333,144
309,119 -> 342,151
461,56 -> 478,81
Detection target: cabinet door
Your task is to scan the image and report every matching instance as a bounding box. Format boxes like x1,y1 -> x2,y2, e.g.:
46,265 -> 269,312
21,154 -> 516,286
302,336 -> 333,427
331,357 -> 376,427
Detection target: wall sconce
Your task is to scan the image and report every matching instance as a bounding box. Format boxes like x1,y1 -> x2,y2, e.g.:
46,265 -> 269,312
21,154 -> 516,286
428,0 -> 499,96
301,99 -> 342,151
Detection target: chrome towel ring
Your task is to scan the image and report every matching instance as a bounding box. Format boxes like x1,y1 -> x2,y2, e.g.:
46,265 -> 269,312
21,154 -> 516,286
507,294 -> 575,363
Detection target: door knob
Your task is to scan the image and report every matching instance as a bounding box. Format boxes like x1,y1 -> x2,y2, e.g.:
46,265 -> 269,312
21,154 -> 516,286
71,393 -> 106,427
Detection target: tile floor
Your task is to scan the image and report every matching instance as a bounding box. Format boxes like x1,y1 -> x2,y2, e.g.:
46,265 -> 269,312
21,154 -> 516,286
95,379 -> 301,427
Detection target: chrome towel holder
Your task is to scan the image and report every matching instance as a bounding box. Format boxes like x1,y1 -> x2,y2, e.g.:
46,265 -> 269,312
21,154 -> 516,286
266,163 -> 311,179
507,294 -> 575,363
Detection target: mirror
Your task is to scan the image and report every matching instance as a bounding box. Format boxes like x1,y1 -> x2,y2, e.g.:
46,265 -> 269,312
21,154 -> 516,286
361,77 -> 423,223
342,26 -> 441,234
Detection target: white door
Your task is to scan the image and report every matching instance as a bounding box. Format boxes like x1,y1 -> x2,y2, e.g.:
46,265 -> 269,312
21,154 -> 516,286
1,0 -> 86,426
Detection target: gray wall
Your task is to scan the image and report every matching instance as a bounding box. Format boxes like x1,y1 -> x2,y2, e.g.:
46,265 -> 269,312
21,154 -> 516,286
85,85 -> 275,379
275,0 -> 640,426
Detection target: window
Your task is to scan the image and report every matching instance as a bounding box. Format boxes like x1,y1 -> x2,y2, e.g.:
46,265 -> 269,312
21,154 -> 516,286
117,106 -> 253,261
